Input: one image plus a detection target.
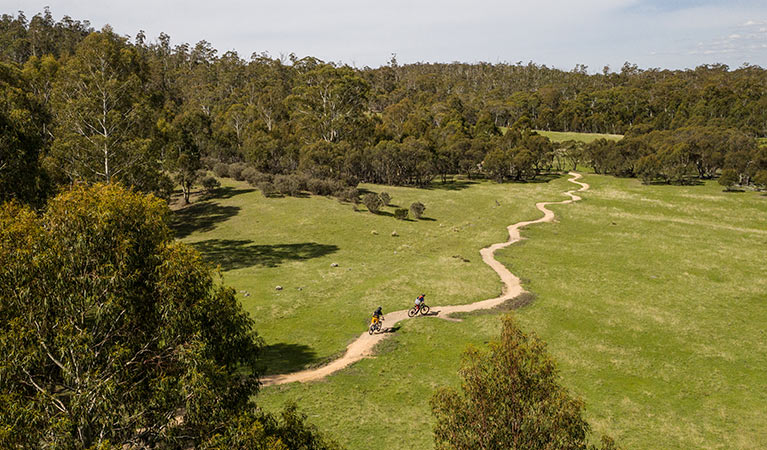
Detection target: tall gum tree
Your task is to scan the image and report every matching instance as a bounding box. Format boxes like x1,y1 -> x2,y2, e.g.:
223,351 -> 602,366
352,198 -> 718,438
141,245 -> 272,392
48,28 -> 163,192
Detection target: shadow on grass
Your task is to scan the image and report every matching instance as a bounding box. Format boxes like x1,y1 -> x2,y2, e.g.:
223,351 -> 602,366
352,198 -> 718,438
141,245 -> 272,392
190,239 -> 339,270
210,186 -> 256,199
423,180 -> 479,191
259,342 -> 318,376
172,202 -> 242,238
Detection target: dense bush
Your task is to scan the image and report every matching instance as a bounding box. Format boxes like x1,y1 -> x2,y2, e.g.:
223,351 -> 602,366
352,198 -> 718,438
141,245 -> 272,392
362,193 -> 382,213
379,191 -> 391,206
213,163 -> 230,178
718,169 -> 739,190
201,175 -> 221,193
257,181 -> 278,197
274,174 -> 302,196
335,187 -> 359,203
394,208 -> 409,220
754,170 -> 767,189
431,315 -> 618,450
228,162 -> 247,181
410,201 -> 426,219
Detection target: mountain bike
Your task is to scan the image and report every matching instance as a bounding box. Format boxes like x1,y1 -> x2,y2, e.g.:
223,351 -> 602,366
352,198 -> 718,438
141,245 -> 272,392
368,317 -> 383,334
408,303 -> 430,317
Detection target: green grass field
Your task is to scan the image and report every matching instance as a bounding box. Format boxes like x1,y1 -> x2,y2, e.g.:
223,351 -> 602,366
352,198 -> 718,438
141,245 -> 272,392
495,175 -> 767,449
535,130 -> 624,143
174,175 -> 572,376
498,128 -> 623,143
174,172 -> 766,449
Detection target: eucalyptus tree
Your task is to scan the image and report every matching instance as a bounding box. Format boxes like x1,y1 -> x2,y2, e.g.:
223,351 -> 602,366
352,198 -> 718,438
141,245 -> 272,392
48,28 -> 166,194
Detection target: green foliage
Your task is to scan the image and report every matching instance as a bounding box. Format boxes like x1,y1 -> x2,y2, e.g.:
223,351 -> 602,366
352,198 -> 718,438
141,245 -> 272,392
202,175 -> 221,192
229,162 -> 248,181
214,162 -> 230,178
718,168 -> 739,190
0,183 -> 338,448
362,192 -> 382,213
378,191 -> 391,206
753,170 -> 767,189
394,208 -> 408,220
0,61 -> 49,206
47,29 -> 168,195
431,315 -> 616,450
409,201 -> 425,219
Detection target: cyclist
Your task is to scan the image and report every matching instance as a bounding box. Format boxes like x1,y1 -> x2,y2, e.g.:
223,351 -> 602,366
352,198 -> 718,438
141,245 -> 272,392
414,294 -> 426,312
371,306 -> 384,325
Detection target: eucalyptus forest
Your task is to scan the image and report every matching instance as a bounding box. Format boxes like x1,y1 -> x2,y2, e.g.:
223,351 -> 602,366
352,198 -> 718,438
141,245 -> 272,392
1,7 -> 766,450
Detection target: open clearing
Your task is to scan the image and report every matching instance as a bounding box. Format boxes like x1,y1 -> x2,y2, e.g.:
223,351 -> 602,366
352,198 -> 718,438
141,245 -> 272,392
535,130 -> 624,143
176,171 -> 766,449
261,173 -> 588,385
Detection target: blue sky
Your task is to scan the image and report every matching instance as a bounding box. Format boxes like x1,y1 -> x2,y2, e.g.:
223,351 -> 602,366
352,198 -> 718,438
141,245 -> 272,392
3,0 -> 766,71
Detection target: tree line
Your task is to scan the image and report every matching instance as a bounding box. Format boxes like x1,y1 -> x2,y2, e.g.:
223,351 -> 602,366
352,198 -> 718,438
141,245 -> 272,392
2,9 -> 766,208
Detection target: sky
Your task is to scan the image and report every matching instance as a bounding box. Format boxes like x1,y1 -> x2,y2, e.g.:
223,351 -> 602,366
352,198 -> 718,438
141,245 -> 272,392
2,0 -> 767,71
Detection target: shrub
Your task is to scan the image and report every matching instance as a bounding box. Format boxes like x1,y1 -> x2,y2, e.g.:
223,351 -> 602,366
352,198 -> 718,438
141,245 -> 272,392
362,193 -> 382,213
213,163 -> 229,178
200,156 -> 217,170
394,208 -> 409,220
241,167 -> 258,183
201,176 -> 221,193
753,170 -> 767,189
410,201 -> 426,219
336,187 -> 359,203
274,174 -> 302,196
257,181 -> 278,197
431,315 -> 618,450
718,169 -> 739,191
228,162 -> 247,181
379,191 -> 391,206
307,178 -> 332,196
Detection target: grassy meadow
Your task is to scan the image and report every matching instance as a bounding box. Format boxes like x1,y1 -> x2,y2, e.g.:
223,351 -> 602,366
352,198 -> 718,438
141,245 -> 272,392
535,130 -> 623,143
498,127 -> 624,143
495,174 -> 767,449
174,163 -> 766,449
174,174 -> 573,375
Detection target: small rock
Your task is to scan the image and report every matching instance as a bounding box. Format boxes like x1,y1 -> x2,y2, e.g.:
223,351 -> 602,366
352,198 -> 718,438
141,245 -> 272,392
391,231 -> 399,236
275,286 -> 283,291
371,230 -> 378,235
297,287 -> 303,291
330,262 -> 339,267
244,292 -> 250,297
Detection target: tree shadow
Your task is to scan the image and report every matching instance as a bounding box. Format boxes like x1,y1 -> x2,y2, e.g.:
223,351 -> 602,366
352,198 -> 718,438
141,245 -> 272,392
209,186 -> 256,199
259,342 -> 318,375
172,202 -> 241,238
190,239 -> 339,270
423,180 -> 479,191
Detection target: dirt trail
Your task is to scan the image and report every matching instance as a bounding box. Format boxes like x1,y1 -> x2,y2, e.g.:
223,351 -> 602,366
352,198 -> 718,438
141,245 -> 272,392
261,172 -> 589,386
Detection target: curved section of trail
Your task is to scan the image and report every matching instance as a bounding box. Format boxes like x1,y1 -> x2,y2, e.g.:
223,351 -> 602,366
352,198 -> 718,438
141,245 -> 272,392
262,172 -> 589,386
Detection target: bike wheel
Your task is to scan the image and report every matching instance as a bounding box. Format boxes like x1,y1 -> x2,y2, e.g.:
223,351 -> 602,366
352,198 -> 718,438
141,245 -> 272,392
420,305 -> 430,315
408,307 -> 417,317
368,325 -> 375,335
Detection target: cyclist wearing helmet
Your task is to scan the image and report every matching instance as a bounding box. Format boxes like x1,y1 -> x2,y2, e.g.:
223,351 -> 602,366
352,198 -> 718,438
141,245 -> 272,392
414,294 -> 425,312
371,306 -> 384,325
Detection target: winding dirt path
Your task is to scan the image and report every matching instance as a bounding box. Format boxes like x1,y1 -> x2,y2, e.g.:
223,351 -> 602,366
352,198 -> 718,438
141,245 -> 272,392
261,172 -> 589,386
